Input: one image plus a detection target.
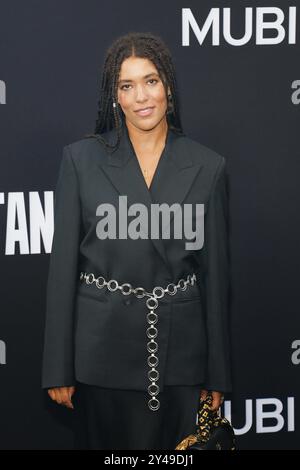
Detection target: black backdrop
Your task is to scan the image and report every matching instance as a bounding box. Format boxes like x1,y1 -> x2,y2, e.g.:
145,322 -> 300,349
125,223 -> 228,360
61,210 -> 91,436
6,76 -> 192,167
0,0 -> 299,450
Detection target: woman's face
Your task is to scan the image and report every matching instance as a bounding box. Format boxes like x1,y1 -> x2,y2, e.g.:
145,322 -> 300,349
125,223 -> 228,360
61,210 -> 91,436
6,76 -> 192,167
117,56 -> 170,131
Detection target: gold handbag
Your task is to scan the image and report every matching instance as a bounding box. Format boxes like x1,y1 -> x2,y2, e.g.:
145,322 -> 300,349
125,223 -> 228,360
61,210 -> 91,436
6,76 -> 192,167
175,392 -> 236,450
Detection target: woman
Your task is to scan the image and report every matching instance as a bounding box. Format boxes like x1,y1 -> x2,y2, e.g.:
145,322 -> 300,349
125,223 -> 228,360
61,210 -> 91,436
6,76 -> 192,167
42,31 -> 232,450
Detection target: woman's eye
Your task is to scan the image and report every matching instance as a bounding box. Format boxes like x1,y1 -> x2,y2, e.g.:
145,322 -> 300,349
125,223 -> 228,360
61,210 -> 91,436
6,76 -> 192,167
148,79 -> 158,85
120,79 -> 158,91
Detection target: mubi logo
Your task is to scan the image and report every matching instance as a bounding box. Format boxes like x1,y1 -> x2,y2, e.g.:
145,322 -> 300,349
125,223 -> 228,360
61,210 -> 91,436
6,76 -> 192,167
182,7 -> 297,46
224,398 -> 295,434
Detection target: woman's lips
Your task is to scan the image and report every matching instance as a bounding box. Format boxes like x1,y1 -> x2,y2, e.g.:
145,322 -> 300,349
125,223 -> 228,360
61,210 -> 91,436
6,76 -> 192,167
134,107 -> 155,117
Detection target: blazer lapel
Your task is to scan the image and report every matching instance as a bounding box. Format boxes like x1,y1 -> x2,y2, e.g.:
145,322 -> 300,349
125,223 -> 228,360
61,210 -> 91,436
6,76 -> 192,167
97,123 -> 203,273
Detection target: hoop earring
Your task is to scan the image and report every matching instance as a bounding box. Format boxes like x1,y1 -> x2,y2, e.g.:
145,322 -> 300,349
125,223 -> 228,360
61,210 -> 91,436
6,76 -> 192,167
167,93 -> 174,114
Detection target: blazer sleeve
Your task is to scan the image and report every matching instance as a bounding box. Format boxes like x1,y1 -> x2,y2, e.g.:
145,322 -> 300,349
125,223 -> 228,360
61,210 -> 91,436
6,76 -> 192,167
41,145 -> 82,389
197,156 -> 232,393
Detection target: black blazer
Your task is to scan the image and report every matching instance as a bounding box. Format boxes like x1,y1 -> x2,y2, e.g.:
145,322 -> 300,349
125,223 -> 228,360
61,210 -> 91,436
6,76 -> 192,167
41,123 -> 232,394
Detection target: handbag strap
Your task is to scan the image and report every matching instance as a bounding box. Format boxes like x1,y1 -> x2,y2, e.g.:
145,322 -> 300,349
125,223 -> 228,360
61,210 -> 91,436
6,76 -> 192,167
196,393 -> 225,443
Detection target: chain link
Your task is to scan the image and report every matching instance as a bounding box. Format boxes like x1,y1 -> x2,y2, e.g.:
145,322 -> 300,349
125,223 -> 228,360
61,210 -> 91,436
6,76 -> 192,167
79,270 -> 197,411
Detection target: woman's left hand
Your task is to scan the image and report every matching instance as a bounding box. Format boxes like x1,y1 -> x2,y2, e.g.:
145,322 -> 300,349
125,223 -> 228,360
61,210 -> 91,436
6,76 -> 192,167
200,389 -> 224,411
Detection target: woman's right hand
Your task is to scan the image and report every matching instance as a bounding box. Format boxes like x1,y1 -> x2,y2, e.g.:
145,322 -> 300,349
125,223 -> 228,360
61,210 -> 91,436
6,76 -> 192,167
47,386 -> 75,409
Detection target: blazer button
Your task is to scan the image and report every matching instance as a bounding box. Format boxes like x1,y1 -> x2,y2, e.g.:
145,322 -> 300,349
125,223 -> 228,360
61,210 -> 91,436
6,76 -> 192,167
123,298 -> 131,306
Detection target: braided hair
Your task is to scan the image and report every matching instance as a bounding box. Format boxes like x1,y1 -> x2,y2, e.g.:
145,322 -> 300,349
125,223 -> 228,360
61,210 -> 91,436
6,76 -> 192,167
84,31 -> 185,153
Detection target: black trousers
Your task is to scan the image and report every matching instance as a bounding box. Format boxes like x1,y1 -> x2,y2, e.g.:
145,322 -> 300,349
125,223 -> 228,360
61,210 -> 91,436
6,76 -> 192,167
72,381 -> 202,450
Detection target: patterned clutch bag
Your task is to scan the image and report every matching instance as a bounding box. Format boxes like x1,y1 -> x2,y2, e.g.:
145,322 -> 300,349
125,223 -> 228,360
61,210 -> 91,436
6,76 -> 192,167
175,392 -> 236,450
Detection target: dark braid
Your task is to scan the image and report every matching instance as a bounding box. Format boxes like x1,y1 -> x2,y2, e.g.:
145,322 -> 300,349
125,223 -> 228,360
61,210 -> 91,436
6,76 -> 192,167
83,31 -> 185,153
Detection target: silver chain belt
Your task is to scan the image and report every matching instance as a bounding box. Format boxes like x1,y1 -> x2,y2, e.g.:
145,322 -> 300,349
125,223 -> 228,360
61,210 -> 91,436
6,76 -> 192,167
79,271 -> 197,412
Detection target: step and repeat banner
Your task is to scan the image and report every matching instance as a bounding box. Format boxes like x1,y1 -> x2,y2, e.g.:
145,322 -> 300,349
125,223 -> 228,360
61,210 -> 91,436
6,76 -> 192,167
0,0 -> 299,450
